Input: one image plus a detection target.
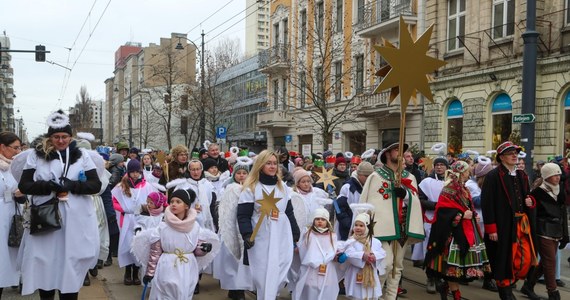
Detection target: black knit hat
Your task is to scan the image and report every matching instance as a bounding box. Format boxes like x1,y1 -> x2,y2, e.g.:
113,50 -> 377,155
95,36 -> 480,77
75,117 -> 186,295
433,157 -> 449,168
46,110 -> 72,137
171,189 -> 196,206
202,157 -> 217,171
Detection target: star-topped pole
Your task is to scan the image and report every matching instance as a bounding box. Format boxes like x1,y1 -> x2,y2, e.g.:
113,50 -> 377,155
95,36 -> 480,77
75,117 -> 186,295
314,168 -> 338,191
374,17 -> 446,183
249,189 -> 282,242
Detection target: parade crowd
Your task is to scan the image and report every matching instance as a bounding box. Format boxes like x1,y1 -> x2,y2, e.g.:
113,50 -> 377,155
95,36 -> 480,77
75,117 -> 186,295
0,109 -> 569,300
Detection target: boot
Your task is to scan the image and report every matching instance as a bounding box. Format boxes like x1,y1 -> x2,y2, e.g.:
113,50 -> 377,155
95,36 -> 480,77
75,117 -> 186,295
521,280 -> 542,300
483,272 -> 499,292
97,259 -> 104,269
193,283 -> 200,294
498,286 -> 517,300
132,265 -> 141,285
89,266 -> 98,277
426,277 -> 437,294
548,290 -> 560,300
436,280 -> 449,300
451,289 -> 461,300
104,253 -> 112,267
123,265 -> 133,285
228,290 -> 245,300
83,273 -> 90,286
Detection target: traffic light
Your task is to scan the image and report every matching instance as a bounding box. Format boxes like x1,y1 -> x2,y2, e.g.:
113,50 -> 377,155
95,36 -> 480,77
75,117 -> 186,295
35,45 -> 46,62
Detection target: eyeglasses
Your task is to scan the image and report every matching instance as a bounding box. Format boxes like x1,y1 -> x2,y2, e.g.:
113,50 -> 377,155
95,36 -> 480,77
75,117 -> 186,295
7,145 -> 22,151
502,151 -> 518,156
51,135 -> 71,140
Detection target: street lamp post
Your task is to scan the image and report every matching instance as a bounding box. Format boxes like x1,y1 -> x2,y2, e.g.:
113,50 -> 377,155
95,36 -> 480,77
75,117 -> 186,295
114,82 -> 133,148
175,31 -> 205,143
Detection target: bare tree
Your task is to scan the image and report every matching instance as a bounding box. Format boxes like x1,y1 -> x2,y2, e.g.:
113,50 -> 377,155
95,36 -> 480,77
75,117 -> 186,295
70,85 -> 94,133
139,96 -> 162,149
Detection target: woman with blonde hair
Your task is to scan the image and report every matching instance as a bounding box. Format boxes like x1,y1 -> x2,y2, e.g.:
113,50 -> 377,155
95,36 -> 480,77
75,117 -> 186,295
237,150 -> 300,299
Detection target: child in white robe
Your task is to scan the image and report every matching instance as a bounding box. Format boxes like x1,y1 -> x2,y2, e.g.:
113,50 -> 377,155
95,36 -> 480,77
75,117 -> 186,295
343,212 -> 386,300
293,208 -> 340,300
135,191 -> 167,233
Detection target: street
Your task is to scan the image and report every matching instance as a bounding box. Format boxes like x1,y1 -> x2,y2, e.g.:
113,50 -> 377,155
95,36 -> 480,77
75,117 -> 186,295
3,247 -> 570,299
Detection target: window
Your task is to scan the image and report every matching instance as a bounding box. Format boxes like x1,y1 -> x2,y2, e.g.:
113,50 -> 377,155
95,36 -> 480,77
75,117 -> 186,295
357,0 -> 365,24
446,99 -> 464,154
564,91 -> 570,156
273,79 -> 279,109
317,2 -> 324,38
447,0 -> 466,51
274,23 -> 280,45
300,10 -> 307,46
492,0 -> 514,39
491,93 -> 512,149
355,55 -> 364,94
299,72 -> 306,108
334,61 -> 342,101
283,18 -> 289,45
282,78 -> 287,109
336,0 -> 343,32
316,67 -> 323,103
567,0 -> 570,25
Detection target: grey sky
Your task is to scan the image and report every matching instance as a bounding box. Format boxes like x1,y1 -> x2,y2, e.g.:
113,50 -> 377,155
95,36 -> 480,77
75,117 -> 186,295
1,0 -> 246,140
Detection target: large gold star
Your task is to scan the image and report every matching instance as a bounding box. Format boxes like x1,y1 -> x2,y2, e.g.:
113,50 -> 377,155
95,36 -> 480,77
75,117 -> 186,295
419,156 -> 435,175
314,168 -> 338,190
249,189 -> 281,242
374,17 -> 446,112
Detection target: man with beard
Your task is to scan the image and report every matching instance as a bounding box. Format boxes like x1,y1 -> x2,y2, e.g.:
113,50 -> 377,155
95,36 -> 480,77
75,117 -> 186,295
360,143 -> 424,300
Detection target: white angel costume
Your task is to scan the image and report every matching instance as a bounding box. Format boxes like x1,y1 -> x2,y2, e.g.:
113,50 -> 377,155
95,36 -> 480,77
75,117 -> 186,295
132,207 -> 220,300
166,178 -> 216,232
112,178 -> 157,267
90,151 -> 111,262
214,182 -> 253,290
293,230 -> 340,300
413,176 -> 445,261
238,183 -> 294,299
342,237 -> 386,299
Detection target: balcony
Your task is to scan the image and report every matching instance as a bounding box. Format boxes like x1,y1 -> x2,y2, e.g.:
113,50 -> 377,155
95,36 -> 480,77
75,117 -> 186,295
354,87 -> 422,117
356,0 -> 417,38
256,109 -> 295,128
259,43 -> 290,75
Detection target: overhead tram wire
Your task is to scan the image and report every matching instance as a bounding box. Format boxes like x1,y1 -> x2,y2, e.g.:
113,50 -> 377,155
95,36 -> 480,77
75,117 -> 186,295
185,0 -> 236,35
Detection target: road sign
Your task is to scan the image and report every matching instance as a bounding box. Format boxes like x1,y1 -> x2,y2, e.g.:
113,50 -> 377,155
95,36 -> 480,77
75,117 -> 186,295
216,126 -> 227,139
285,135 -> 292,143
512,113 -> 536,123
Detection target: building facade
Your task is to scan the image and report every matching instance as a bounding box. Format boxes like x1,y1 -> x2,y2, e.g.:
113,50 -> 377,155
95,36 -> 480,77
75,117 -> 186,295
245,0 -> 271,57
104,33 -> 197,150
0,34 -> 17,133
425,0 -> 570,160
216,54 -> 268,153
258,0 -> 424,155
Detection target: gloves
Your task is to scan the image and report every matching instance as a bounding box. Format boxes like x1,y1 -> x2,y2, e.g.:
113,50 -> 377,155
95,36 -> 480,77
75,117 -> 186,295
61,177 -> 79,193
143,275 -> 153,284
336,252 -> 347,264
243,235 -> 255,249
200,243 -> 212,253
49,181 -> 67,193
559,238 -> 569,250
394,187 -> 407,199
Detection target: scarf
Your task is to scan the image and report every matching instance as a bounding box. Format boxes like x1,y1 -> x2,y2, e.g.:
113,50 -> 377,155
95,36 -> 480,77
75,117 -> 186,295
297,186 -> 312,195
0,154 -> 12,171
204,170 -> 221,182
259,172 -> 278,185
148,205 -> 164,216
313,225 -> 329,234
352,234 -> 376,290
540,181 -> 559,200
164,206 -> 196,233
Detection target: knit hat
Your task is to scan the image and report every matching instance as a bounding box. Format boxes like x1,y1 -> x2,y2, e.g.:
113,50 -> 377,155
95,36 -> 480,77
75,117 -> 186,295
379,142 -> 409,164
433,157 -> 449,168
99,152 -> 110,161
450,160 -> 470,174
355,212 -> 371,226
171,189 -> 196,206
496,141 -> 522,163
233,163 -> 250,176
46,110 -> 72,137
293,168 -> 312,185
474,163 -> 494,178
127,159 -> 141,173
202,157 -> 217,171
357,161 -> 374,176
294,157 -> 303,166
199,147 -> 207,157
312,208 -> 330,221
130,147 -> 140,154
116,141 -> 129,151
148,191 -> 167,207
541,163 -> 562,180
335,156 -> 347,168
109,153 -> 124,166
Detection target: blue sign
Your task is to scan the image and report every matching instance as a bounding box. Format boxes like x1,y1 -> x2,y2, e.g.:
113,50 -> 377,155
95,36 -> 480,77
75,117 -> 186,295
565,91 -> 570,107
447,99 -> 463,118
284,135 -> 292,143
492,93 -> 512,112
216,126 -> 227,139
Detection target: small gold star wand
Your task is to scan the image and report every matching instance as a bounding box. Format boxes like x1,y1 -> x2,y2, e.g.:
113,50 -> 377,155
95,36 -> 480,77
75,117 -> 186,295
249,189 -> 281,242
314,168 -> 338,191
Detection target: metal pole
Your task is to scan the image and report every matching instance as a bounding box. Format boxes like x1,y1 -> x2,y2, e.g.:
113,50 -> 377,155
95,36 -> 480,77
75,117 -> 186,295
140,94 -> 143,150
200,31 -> 206,143
129,81 -> 133,148
521,0 -> 538,176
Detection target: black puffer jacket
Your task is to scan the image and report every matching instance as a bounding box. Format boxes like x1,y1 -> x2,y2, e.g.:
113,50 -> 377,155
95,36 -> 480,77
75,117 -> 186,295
530,186 -> 569,244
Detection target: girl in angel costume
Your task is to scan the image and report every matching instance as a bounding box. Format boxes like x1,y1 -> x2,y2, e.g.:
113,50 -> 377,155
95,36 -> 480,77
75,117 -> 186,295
237,150 -> 300,299
214,156 -> 254,300
135,189 -> 167,233
132,188 -> 219,300
112,159 -> 157,286
340,204 -> 386,300
293,208 -> 340,300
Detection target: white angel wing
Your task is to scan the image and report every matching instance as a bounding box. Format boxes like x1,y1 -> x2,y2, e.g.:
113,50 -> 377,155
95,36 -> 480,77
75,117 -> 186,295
165,178 -> 188,190
196,227 -> 221,271
86,150 -> 106,178
10,149 -> 33,182
131,228 -> 160,273
218,183 -> 243,260
291,191 -> 307,229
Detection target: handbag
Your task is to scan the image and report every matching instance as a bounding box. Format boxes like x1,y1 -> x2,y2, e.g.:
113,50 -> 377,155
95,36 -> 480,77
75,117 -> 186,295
29,197 -> 62,235
8,201 -> 24,247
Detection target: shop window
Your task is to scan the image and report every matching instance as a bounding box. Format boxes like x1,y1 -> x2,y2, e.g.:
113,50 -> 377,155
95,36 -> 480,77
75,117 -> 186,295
491,93 -> 512,149
447,99 -> 463,154
346,131 -> 366,155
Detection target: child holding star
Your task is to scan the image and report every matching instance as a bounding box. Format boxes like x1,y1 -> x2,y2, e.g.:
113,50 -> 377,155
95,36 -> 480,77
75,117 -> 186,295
237,150 -> 300,299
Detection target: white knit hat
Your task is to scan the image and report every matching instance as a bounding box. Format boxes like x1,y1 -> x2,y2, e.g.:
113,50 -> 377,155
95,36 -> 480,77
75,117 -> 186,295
355,213 -> 370,226
312,208 -> 330,221
541,162 -> 561,180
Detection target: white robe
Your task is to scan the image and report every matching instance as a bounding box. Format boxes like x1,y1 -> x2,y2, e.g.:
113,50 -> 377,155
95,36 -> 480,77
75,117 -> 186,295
18,149 -> 100,295
413,177 -> 444,261
0,168 -> 21,288
293,231 -> 339,300
343,237 -> 386,300
171,178 -> 216,232
239,183 -> 294,299
112,181 -> 156,267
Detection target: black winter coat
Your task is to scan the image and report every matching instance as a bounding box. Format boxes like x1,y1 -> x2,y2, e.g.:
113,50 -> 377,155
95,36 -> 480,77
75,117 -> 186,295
530,186 -> 569,244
